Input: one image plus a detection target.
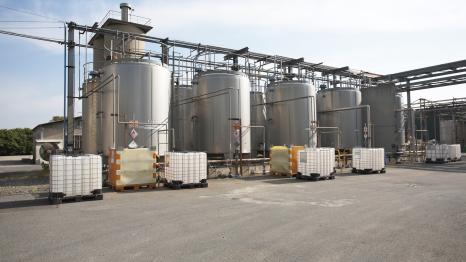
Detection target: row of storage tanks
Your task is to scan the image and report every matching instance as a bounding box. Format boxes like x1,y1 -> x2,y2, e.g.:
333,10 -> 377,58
82,60 -> 405,159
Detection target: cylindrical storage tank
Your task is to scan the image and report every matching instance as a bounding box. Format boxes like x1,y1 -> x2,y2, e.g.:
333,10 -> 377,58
266,80 -> 317,148
173,85 -> 194,151
98,59 -> 171,156
316,88 -> 363,148
82,78 -> 99,154
250,91 -> 266,157
193,70 -> 251,158
395,93 -> 405,149
440,120 -> 456,144
92,37 -> 105,71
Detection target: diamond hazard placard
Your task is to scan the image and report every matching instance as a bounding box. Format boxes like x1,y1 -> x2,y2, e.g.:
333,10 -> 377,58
130,128 -> 138,140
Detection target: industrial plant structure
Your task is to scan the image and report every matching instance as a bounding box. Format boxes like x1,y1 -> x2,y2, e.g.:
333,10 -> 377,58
74,3 -> 466,163
4,2 -> 463,171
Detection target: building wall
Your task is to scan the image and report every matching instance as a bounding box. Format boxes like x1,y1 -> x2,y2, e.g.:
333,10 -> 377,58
32,118 -> 83,163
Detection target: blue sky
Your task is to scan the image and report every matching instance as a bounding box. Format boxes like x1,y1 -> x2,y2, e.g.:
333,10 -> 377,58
0,0 -> 465,128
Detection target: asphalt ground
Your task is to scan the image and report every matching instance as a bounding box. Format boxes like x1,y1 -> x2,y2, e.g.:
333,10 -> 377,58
0,156 -> 465,262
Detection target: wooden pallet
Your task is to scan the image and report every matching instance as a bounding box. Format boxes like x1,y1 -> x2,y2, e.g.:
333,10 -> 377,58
351,168 -> 386,174
425,159 -> 448,164
296,172 -> 336,181
165,180 -> 208,190
270,171 -> 294,177
113,183 -> 158,192
49,190 -> 103,205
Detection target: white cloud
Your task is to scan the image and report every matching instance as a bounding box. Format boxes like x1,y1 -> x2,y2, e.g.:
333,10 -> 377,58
0,78 -> 65,128
136,0 -> 466,32
0,0 -> 465,128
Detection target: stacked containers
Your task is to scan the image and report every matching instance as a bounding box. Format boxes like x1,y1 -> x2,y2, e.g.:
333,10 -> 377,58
49,155 -> 102,197
165,152 -> 207,184
352,148 -> 385,171
297,148 -> 335,178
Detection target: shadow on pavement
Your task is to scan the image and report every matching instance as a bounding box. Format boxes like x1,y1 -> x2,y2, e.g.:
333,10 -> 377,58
390,161 -> 466,173
262,178 -> 314,185
0,170 -> 49,187
0,194 -> 50,210
0,158 -> 34,166
239,175 -> 290,181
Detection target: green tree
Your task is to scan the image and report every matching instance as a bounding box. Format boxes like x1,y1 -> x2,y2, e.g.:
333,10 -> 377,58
0,128 -> 33,156
50,116 -> 64,122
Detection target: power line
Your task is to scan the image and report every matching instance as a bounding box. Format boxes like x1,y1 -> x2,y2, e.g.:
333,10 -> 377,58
0,4 -> 65,23
0,29 -> 92,49
0,26 -> 64,29
0,29 -> 64,45
0,20 -> 62,23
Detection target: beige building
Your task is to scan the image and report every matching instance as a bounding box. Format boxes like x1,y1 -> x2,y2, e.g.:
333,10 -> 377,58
31,117 -> 82,164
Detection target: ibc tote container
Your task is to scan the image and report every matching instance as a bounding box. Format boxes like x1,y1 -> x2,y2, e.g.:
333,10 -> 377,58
352,148 -> 385,173
270,146 -> 304,176
165,152 -> 207,187
49,155 -> 102,202
426,144 -> 449,162
297,148 -> 335,179
447,144 -> 461,161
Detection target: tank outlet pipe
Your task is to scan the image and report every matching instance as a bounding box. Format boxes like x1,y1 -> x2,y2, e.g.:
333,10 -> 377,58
320,127 -> 341,148
307,95 -> 317,148
305,126 -> 341,148
318,105 -> 371,148
243,125 -> 266,175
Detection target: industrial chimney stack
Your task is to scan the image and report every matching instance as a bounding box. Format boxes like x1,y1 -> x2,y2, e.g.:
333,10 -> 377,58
120,3 -> 132,22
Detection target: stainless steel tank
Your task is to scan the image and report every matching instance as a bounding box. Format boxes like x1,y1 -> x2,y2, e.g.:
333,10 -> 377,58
440,120 -> 456,144
361,84 -> 405,153
250,91 -> 266,156
193,70 -> 251,158
172,86 -> 194,151
266,80 -> 317,148
82,78 -> 99,154
317,87 -> 363,148
98,59 -> 171,155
